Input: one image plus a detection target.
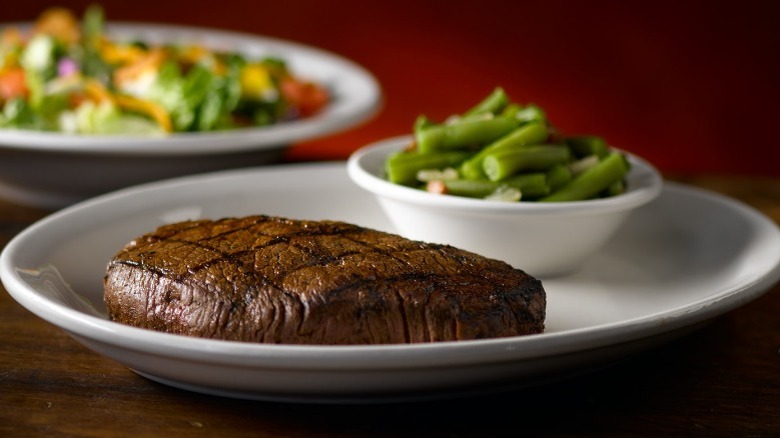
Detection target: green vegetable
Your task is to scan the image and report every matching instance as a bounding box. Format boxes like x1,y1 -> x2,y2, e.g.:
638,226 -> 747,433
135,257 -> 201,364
415,116 -> 517,153
0,98 -> 48,130
482,145 -> 570,181
546,164 -> 573,192
605,179 -> 627,197
501,103 -> 547,126
413,115 -> 434,131
436,179 -> 504,198
566,136 -> 609,159
384,87 -> 631,203
185,65 -> 239,131
513,104 -> 547,125
458,122 -> 549,180
432,172 -> 548,199
385,150 -> 470,185
20,35 -> 56,75
463,87 -> 509,117
149,61 -> 191,130
499,172 -> 550,198
0,6 -> 330,135
540,152 -> 630,202
82,4 -> 104,45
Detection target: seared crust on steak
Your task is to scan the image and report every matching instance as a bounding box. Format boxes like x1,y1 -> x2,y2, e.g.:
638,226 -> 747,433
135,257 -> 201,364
103,215 -> 545,344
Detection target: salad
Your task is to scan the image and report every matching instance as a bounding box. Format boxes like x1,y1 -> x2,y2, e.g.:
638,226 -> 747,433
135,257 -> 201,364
0,6 -> 329,135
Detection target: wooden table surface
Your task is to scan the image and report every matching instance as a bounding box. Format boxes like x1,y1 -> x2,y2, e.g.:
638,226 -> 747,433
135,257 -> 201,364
0,173 -> 778,437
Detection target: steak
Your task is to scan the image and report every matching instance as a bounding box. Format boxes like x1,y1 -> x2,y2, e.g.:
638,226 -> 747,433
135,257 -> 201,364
103,215 -> 545,344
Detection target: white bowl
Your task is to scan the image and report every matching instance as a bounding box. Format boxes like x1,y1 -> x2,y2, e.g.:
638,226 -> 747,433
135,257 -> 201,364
0,23 -> 381,209
347,136 -> 663,277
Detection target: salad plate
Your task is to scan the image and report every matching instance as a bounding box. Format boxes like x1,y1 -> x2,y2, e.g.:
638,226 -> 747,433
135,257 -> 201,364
0,23 -> 381,208
2,163 -> 779,403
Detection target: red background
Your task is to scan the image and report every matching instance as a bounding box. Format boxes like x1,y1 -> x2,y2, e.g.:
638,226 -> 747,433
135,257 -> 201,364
3,0 -> 779,175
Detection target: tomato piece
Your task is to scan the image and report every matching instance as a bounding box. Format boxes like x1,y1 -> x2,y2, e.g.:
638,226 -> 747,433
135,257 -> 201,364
0,68 -> 29,101
280,77 -> 329,117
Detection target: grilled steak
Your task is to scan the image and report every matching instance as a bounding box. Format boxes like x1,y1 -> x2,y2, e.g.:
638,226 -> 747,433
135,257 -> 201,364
104,215 -> 545,344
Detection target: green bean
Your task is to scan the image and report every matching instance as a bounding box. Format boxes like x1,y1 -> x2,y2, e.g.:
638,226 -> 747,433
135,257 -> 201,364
604,179 -> 626,197
435,172 -> 548,199
482,145 -> 571,182
464,87 -> 509,117
567,155 -> 600,176
385,86 -> 634,203
500,172 -> 550,198
546,164 -> 573,192
500,103 -> 522,119
385,150 -> 470,185
437,179 -> 502,198
501,103 -> 547,125
566,136 -> 609,159
416,116 -> 518,153
458,122 -> 549,180
540,152 -> 629,202
514,104 -> 547,125
414,115 -> 435,132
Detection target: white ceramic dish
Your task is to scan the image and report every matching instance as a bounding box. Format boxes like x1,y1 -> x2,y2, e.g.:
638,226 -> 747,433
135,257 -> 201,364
348,136 -> 663,277
2,163 -> 779,403
0,23 -> 381,209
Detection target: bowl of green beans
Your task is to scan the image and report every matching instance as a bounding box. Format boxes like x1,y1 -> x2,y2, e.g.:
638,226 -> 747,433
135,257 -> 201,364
347,88 -> 663,277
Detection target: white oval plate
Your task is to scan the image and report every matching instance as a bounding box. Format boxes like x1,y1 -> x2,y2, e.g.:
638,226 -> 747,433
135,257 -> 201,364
0,23 -> 381,207
2,163 -> 779,403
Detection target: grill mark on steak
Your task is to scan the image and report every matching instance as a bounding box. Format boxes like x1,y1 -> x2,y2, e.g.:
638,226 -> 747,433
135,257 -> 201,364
114,224 -> 446,296
104,215 -> 546,344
